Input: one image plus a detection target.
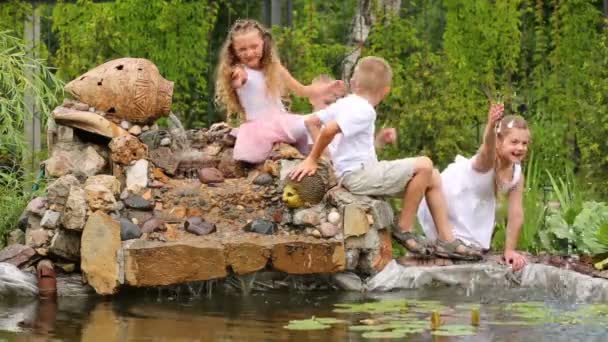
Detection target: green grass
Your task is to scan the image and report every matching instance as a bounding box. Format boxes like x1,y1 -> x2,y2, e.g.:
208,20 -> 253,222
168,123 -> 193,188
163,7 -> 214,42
0,171 -> 32,248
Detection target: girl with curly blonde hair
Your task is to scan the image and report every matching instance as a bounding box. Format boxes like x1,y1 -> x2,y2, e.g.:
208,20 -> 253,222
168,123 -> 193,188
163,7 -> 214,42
215,19 -> 343,163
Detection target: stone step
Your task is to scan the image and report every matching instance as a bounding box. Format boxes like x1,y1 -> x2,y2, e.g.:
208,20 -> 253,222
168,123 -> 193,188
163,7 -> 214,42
122,233 -> 345,287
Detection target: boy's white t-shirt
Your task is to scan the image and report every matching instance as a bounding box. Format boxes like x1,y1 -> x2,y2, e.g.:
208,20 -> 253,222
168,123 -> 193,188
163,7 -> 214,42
315,94 -> 378,177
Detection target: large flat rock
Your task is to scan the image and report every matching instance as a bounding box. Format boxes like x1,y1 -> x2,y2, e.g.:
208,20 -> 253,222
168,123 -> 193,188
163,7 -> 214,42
223,233 -> 273,275
271,236 -> 345,274
121,234 -> 346,287
123,238 -> 227,287
81,211 -> 121,295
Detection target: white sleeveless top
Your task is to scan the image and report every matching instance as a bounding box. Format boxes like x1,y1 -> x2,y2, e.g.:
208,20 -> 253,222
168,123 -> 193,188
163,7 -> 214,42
417,155 -> 522,249
235,67 -> 285,121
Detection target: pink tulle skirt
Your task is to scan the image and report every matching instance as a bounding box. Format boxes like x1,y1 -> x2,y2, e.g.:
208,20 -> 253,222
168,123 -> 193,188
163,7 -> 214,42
232,112 -> 309,163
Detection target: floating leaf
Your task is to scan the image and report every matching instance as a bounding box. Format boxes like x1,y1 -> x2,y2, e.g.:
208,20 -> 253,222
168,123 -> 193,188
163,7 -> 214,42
349,324 -> 392,332
431,324 -> 477,336
283,316 -> 347,330
361,331 -> 407,339
386,320 -> 429,329
314,317 -> 347,325
392,327 -> 426,335
283,319 -> 330,331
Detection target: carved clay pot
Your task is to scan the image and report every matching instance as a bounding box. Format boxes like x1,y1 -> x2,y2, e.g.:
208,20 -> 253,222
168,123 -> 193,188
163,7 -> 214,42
64,58 -> 174,124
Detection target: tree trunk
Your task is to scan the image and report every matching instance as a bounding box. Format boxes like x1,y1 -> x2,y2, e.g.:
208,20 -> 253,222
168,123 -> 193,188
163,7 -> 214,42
23,5 -> 41,178
341,0 -> 401,82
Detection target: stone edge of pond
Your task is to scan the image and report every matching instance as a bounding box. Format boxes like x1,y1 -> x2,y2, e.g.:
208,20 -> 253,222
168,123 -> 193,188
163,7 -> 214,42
357,261 -> 608,302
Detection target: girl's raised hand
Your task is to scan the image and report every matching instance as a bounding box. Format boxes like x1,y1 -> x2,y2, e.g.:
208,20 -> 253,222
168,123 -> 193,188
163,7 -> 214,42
231,65 -> 248,89
376,128 -> 397,146
489,102 -> 504,126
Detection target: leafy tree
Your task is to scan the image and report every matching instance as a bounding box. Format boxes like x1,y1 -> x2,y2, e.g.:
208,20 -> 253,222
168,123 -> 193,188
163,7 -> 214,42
0,30 -> 62,247
51,0 -> 219,128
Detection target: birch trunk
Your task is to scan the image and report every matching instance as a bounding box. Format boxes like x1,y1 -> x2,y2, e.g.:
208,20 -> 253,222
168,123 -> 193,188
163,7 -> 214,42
341,0 -> 402,82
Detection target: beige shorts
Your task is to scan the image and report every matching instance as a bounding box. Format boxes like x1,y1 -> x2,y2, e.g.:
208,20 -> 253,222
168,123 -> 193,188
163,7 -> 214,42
341,158 -> 416,197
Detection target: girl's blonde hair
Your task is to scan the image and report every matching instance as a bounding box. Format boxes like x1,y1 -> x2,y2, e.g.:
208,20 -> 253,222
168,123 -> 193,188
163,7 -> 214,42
494,114 -> 529,194
496,114 -> 528,141
214,19 -> 283,124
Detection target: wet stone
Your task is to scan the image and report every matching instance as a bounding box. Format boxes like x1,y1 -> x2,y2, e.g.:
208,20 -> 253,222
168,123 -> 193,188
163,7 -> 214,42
184,217 -> 216,236
319,222 -> 340,238
160,137 -> 171,146
140,217 -> 165,233
126,210 -> 154,224
109,134 -> 147,165
149,147 -> 178,175
49,229 -> 81,261
253,173 -> 274,186
40,210 -> 61,229
124,195 -> 153,210
244,219 -> 276,235
26,197 -> 48,216
119,218 -> 142,241
139,130 -> 170,149
197,167 -> 224,184
0,244 -> 36,267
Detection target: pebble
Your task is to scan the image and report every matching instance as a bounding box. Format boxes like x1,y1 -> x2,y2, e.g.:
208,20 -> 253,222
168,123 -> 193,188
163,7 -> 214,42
129,125 -> 142,136
327,211 -> 341,225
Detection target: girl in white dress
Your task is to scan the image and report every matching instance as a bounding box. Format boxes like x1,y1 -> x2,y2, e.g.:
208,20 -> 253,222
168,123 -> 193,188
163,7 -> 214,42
418,104 -> 529,270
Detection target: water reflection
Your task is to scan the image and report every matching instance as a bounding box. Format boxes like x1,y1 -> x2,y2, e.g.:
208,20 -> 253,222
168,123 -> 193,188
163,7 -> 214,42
1,287 -> 608,341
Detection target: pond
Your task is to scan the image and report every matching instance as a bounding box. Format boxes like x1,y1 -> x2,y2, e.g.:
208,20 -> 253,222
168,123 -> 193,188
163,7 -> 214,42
1,284 -> 607,341
0,287 -> 608,341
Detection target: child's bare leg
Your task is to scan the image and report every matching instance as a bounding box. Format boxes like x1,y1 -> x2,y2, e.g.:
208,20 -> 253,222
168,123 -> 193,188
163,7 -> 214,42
424,169 -> 455,242
393,156 -> 434,255
425,169 -> 482,259
397,156 -> 433,232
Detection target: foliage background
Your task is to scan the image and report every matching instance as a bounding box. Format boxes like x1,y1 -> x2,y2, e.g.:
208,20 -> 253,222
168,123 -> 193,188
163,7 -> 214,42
0,0 -> 607,252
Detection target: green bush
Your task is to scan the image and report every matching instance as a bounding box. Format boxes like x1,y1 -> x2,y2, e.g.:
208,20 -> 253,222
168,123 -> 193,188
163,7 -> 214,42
0,29 -> 60,247
0,173 -> 32,247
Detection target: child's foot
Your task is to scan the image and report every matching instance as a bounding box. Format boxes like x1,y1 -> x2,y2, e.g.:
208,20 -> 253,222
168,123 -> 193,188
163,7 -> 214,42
392,230 -> 434,258
434,239 -> 483,261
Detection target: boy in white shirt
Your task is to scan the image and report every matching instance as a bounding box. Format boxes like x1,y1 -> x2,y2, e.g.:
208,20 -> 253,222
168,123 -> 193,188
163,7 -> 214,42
291,56 -> 482,260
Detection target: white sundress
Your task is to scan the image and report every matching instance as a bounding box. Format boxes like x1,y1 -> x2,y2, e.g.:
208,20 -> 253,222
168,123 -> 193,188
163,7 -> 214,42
417,155 -> 521,250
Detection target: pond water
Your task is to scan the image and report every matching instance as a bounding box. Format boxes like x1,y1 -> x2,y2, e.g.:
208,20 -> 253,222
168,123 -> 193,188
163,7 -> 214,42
1,285 -> 607,341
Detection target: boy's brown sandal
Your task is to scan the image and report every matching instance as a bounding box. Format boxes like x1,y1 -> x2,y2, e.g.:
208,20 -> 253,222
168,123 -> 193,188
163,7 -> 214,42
392,230 -> 434,258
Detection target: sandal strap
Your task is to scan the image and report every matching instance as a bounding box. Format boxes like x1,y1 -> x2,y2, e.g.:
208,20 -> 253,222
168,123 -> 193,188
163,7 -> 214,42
436,239 -> 482,258
392,230 -> 434,256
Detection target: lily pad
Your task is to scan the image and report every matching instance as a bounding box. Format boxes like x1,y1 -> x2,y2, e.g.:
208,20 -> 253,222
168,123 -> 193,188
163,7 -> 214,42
392,327 -> 426,335
283,316 -> 346,331
387,320 -> 429,329
431,324 -> 477,336
283,319 -> 330,331
314,317 -> 347,325
349,324 -> 392,332
361,331 -> 407,339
